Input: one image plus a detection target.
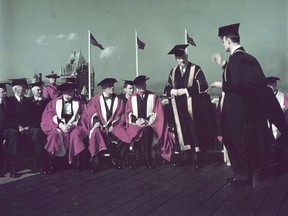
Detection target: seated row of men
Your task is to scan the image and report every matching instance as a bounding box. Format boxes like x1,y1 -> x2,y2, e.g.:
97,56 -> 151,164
0,73 -> 176,178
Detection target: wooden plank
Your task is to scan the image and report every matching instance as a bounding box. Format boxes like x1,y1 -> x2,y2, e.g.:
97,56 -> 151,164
123,163 -> 229,216
144,163 -> 231,216
56,164 -> 184,216
256,172 -> 288,216
232,176 -> 278,216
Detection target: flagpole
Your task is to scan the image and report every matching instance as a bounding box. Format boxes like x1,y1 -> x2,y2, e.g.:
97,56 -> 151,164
135,30 -> 139,77
185,28 -> 188,54
88,30 -> 92,100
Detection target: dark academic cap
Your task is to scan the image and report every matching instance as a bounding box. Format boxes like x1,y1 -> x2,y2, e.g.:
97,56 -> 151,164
97,78 -> 118,87
66,77 -> 78,84
57,82 -> 77,92
45,71 -> 60,78
122,79 -> 134,86
0,82 -> 10,89
218,23 -> 240,37
10,78 -> 28,87
133,75 -> 150,85
168,44 -> 189,57
29,81 -> 44,88
266,76 -> 280,84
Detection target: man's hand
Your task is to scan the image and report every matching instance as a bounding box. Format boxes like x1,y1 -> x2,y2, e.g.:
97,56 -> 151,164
177,88 -> 187,96
212,53 -> 226,66
136,118 -> 147,127
59,123 -> 70,133
171,89 -> 178,97
211,81 -> 223,89
18,125 -> 25,133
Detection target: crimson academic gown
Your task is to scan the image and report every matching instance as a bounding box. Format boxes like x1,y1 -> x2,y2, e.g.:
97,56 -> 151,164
41,96 -> 87,163
124,91 -> 175,161
84,93 -> 131,157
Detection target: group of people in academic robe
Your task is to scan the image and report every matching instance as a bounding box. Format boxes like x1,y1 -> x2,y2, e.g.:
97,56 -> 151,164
1,23 -> 287,187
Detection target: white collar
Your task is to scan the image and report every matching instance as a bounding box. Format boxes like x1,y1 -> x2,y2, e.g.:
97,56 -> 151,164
231,45 -> 242,55
15,94 -> 22,102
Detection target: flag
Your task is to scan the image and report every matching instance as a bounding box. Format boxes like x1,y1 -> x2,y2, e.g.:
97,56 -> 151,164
90,33 -> 105,50
186,33 -> 196,47
137,36 -> 145,49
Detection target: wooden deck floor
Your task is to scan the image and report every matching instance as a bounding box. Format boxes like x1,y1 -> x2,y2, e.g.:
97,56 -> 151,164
0,153 -> 288,216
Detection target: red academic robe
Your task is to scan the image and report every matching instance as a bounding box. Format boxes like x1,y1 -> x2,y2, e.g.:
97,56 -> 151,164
41,96 -> 87,163
124,91 -> 175,161
84,94 -> 132,157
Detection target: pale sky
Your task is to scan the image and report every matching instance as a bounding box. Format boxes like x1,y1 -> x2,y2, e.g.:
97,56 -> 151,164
0,0 -> 287,93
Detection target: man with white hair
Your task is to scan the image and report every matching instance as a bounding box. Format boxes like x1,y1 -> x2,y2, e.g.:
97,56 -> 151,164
29,81 -> 51,128
5,78 -> 47,177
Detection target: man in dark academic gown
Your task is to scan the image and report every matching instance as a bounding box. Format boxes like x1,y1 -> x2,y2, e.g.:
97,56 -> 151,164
4,78 -> 47,177
164,44 -> 215,167
29,81 -> 51,128
43,71 -> 61,100
41,81 -> 87,172
125,75 -> 175,168
84,78 -> 131,172
212,23 -> 288,186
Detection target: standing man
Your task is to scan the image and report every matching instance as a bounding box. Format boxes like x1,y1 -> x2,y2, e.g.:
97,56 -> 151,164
164,44 -> 215,168
43,71 -> 61,100
5,78 -> 47,177
125,75 -> 174,169
85,78 -> 130,172
211,23 -> 287,186
41,81 -> 87,172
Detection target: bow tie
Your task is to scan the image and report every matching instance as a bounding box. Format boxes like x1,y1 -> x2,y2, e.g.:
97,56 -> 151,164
104,96 -> 112,100
64,100 -> 72,104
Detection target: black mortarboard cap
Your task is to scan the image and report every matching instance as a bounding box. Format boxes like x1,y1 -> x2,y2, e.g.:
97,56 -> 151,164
10,78 -> 28,87
122,79 -> 134,86
97,78 -> 118,87
168,44 -> 189,57
218,23 -> 240,37
266,76 -> 280,84
133,75 -> 150,85
45,71 -> 60,78
57,82 -> 77,92
29,81 -> 44,88
66,77 -> 78,84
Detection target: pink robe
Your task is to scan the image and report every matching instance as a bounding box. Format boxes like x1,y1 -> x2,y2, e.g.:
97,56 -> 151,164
123,91 -> 175,161
84,94 -> 132,157
41,96 -> 87,163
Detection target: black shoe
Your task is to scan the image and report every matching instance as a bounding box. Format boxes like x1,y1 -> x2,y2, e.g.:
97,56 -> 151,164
40,167 -> 50,175
10,169 -> 19,178
129,159 -> 139,169
147,160 -> 156,169
227,177 -> 251,186
111,159 -> 122,170
91,163 -> 100,173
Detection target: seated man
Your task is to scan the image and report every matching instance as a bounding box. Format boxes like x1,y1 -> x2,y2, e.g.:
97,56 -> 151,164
125,75 -> 174,169
41,81 -> 87,172
4,78 -> 47,177
0,82 -> 10,176
84,78 -> 131,172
